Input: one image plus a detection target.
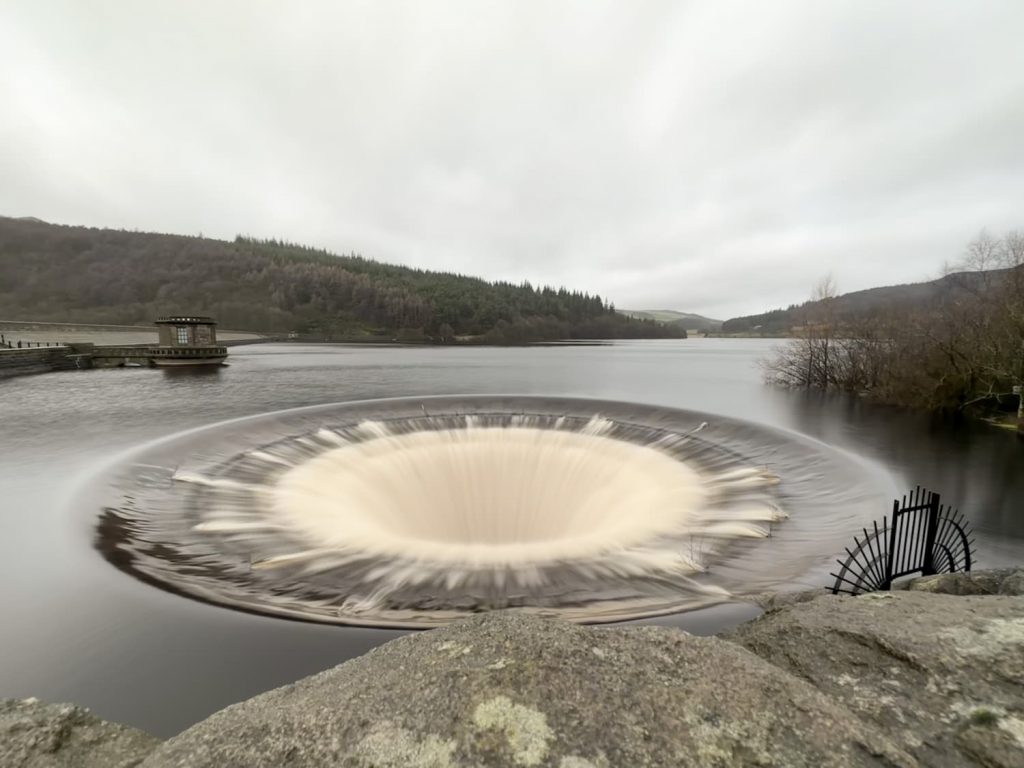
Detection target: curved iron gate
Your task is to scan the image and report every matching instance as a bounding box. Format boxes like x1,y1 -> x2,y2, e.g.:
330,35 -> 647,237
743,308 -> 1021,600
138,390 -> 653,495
830,487 -> 974,596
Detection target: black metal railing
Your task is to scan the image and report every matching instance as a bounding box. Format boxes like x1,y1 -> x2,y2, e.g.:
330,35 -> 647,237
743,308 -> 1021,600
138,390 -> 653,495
830,486 -> 974,596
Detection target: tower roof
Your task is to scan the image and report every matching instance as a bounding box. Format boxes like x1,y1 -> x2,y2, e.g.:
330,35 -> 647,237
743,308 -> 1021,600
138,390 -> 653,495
154,316 -> 217,325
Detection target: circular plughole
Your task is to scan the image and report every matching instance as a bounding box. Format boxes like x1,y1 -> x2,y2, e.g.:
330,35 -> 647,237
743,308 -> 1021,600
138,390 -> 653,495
91,396 -> 888,627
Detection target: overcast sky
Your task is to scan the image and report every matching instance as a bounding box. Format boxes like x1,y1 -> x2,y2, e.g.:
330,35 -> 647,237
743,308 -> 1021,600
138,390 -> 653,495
2,1 -> 1022,318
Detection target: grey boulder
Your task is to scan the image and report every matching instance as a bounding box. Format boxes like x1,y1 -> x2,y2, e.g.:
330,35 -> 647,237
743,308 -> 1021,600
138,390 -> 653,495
899,567 -> 1024,596
728,590 -> 1024,767
0,697 -> 159,768
141,612 -> 913,768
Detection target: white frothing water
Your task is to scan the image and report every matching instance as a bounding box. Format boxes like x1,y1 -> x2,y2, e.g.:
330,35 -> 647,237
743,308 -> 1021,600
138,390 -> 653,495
94,398 -> 881,628
157,413 -> 784,623
263,422 -> 784,570
274,425 -> 707,560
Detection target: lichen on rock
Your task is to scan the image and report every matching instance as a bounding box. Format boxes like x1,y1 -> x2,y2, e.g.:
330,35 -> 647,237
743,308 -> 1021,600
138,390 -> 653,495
10,569 -> 1024,767
472,696 -> 553,766
352,724 -> 456,768
728,585 -> 1024,767
139,610 -> 915,767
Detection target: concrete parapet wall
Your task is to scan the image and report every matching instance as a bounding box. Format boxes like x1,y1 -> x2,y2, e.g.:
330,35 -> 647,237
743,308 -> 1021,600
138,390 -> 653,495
0,342 -> 225,378
0,346 -> 86,380
90,345 -> 154,368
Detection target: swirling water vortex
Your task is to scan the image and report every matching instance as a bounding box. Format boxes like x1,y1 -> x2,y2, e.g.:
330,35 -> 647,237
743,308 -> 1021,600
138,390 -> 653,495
92,396 -> 888,627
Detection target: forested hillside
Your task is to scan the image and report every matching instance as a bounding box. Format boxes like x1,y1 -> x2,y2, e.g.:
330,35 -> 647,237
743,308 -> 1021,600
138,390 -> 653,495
722,270 -> 1002,335
620,310 -> 722,332
0,217 -> 683,343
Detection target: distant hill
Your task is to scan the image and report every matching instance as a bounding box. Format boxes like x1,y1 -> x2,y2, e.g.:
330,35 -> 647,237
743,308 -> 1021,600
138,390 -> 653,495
620,309 -> 722,332
721,270 -> 1014,335
0,216 -> 683,344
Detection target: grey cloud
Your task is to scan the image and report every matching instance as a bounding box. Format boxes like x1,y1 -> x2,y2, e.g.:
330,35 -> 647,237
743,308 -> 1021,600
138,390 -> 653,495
2,0 -> 1022,318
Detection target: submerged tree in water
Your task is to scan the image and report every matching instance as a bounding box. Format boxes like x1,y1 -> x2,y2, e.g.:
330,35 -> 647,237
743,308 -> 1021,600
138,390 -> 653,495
763,230 -> 1024,412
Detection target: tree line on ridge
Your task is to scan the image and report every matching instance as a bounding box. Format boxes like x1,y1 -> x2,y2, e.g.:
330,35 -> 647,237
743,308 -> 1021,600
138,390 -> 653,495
0,217 -> 684,343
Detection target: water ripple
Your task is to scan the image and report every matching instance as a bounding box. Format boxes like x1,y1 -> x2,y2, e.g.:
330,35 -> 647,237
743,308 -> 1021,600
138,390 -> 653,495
92,396 -> 886,627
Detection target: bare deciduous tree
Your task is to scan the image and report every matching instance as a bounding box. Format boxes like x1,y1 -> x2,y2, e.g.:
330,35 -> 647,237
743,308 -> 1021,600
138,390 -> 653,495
764,229 -> 1024,413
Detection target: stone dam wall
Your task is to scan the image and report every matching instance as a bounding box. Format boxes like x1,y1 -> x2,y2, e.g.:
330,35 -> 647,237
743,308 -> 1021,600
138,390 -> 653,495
0,346 -> 87,380
0,342 -> 233,378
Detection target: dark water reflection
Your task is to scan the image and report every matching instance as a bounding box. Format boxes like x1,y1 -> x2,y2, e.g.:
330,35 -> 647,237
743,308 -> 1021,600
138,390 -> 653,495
781,390 -> 1024,542
1,339 -> 1020,737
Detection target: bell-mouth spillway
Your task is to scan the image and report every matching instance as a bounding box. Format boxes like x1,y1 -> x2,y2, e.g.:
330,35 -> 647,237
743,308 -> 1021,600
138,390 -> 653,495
91,396 -> 888,627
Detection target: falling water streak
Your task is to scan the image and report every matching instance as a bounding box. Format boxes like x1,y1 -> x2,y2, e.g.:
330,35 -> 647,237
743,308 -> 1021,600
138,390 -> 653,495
92,400 -> 889,628
163,414 -> 782,617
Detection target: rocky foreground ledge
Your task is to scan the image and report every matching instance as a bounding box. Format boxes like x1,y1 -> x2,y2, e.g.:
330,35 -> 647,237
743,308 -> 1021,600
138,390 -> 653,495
4,570 -> 1023,768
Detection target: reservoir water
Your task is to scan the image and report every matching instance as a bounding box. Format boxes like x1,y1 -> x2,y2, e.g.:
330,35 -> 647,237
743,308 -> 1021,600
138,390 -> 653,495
2,339 -> 1022,737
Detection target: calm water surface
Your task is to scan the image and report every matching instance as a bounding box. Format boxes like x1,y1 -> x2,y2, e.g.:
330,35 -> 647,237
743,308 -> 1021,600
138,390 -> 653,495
2,339 -> 1021,736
